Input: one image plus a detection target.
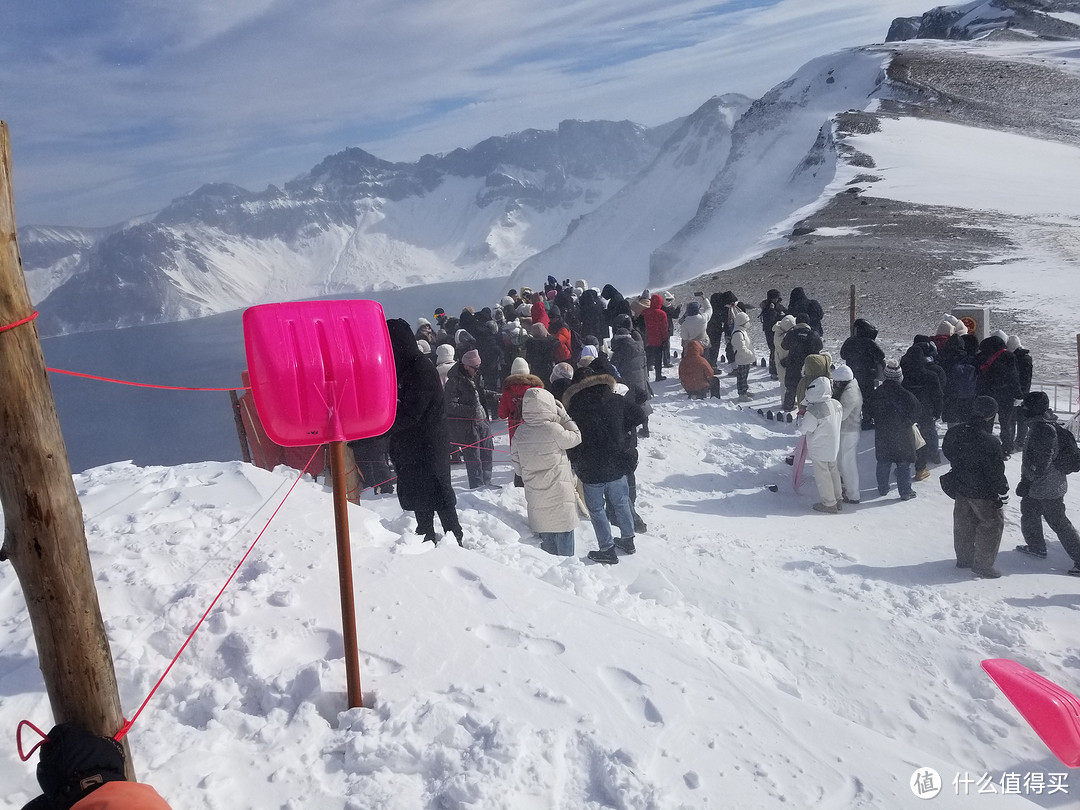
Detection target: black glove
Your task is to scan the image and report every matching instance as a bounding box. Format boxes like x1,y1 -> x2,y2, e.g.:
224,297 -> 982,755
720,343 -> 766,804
996,494 -> 1010,509
1016,479 -> 1031,498
36,723 -> 125,810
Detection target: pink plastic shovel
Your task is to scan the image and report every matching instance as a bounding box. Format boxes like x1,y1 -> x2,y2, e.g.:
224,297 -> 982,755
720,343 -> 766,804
244,300 -> 398,710
243,299 -> 397,445
982,658 -> 1080,767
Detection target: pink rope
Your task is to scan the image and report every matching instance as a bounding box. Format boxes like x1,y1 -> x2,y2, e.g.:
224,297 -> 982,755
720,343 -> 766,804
113,445 -> 322,742
0,310 -> 38,334
47,367 -> 248,392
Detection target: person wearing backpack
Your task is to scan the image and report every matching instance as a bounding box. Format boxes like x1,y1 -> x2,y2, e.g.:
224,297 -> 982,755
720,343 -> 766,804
1014,391 -> 1080,575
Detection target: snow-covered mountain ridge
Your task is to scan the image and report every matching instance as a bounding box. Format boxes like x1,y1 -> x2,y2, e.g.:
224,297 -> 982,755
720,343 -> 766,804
21,0 -> 1080,337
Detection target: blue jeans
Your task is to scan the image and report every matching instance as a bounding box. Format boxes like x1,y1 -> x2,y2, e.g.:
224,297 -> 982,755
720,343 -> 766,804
539,531 -> 575,557
876,460 -> 912,497
582,477 -> 634,551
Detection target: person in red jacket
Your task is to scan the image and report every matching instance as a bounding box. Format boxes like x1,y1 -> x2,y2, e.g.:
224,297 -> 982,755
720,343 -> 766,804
641,294 -> 670,383
498,356 -> 545,443
22,723 -> 172,810
529,291 -> 550,330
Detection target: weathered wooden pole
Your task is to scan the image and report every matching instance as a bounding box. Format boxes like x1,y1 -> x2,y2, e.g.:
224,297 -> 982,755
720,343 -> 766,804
329,439 -> 363,708
849,284 -> 856,333
0,122 -> 133,775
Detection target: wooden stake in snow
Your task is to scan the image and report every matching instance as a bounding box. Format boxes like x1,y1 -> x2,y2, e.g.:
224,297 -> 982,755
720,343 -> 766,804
0,122 -> 134,776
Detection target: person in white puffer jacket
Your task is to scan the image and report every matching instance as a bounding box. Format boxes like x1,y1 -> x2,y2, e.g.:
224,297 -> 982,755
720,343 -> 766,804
731,310 -> 757,401
799,376 -> 843,514
831,364 -> 864,504
510,387 -> 583,556
678,292 -> 712,351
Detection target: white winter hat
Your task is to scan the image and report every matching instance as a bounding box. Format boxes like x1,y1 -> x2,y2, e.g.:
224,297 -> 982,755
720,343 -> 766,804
416,339 -> 431,355
935,320 -> 954,336
550,362 -> 574,382
944,314 -> 959,325
417,317 -> 431,328
510,356 -> 530,375
436,343 -> 455,362
500,296 -> 515,307
733,310 -> 750,327
1006,335 -> 1022,352
832,364 -> 854,382
663,290 -> 675,302
953,320 -> 968,336
990,329 -> 1009,342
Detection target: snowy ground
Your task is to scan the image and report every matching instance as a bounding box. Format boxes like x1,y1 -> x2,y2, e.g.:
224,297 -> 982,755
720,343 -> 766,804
4,363 -> 1080,808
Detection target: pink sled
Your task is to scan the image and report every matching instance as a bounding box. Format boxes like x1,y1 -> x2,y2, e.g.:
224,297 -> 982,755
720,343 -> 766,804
982,658 -> 1080,768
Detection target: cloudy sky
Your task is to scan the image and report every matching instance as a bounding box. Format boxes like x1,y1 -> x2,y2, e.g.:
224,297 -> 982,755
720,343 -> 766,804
1,0 -> 927,228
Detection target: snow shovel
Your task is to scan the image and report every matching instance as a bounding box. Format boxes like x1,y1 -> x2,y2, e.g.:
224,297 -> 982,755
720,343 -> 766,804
244,299 -> 397,710
981,658 -> 1080,767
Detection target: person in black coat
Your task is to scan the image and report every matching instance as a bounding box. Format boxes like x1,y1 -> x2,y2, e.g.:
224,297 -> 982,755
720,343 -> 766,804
975,334 -> 1024,456
601,284 -> 632,334
787,287 -> 824,336
1008,334 -> 1035,447
705,291 -> 730,369
385,319 -> 463,546
563,370 -> 644,564
525,322 -> 560,387
474,320 -> 506,392
900,344 -> 944,477
865,360 -> 920,500
942,396 -> 1009,577
578,288 -> 607,343
780,319 -> 823,411
840,318 -> 885,429
759,288 -> 787,379
347,433 -> 393,495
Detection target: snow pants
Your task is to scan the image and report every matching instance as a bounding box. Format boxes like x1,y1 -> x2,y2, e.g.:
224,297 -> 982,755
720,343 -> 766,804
1020,496 -> 1080,564
953,496 -> 1005,571
837,430 -> 860,501
811,459 -> 842,508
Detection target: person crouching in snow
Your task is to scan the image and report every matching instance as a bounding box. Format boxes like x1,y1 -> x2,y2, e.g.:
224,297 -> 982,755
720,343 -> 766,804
831,364 -> 863,504
678,339 -> 720,399
510,388 -> 583,556
799,376 -> 843,514
730,310 -> 757,401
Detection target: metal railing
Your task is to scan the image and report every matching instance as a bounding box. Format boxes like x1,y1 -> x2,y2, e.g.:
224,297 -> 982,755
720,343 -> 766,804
1030,381 -> 1078,419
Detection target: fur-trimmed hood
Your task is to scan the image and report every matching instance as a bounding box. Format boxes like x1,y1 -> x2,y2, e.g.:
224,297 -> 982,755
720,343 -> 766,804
561,373 -> 617,409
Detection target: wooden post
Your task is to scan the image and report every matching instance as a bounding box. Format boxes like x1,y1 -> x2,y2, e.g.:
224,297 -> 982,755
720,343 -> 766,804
0,122 -> 134,774
329,440 -> 363,708
849,284 -> 856,333
229,389 -> 252,464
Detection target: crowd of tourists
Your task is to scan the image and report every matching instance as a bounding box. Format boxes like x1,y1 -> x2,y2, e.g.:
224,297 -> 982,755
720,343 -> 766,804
349,276 -> 1078,579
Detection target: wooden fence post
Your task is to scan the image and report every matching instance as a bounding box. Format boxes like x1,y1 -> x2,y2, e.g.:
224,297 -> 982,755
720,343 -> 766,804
0,122 -> 134,776
849,284 -> 856,333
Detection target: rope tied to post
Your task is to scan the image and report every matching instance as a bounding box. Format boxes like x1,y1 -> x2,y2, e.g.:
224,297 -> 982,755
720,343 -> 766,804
0,309 -> 38,334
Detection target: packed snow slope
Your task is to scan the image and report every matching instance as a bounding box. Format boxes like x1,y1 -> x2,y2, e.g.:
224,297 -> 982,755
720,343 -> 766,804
3,366 -> 1079,808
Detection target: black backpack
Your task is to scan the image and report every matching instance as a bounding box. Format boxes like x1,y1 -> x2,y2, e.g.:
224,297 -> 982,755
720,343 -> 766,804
1054,423 -> 1080,474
